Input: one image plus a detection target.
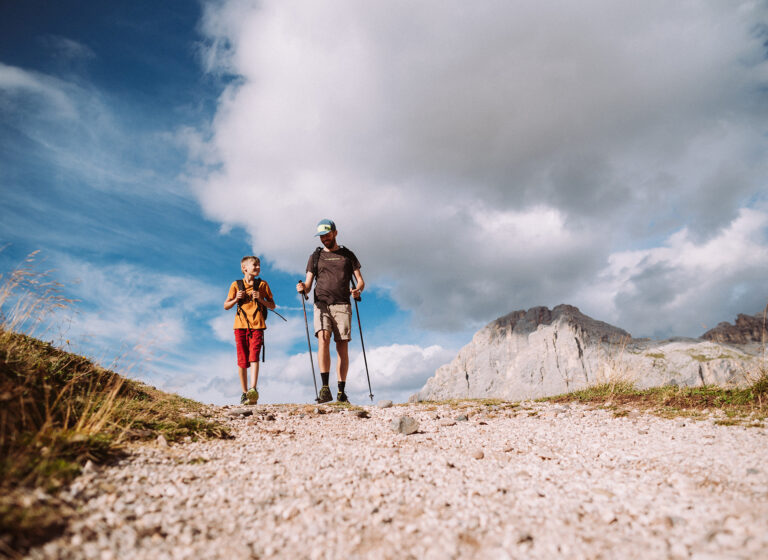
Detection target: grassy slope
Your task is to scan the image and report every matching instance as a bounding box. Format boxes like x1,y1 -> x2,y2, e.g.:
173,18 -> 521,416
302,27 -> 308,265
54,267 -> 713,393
0,329 -> 230,556
543,378 -> 768,426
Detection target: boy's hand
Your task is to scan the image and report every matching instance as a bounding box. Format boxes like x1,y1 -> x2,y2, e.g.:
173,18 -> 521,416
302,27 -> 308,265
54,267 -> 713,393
236,289 -> 245,300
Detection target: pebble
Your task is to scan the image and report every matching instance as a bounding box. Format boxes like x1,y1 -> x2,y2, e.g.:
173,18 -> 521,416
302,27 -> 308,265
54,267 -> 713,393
391,415 -> 419,435
377,400 -> 394,408
26,402 -> 768,560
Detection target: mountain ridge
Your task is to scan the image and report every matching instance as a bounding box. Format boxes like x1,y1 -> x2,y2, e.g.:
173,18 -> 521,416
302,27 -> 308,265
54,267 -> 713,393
416,304 -> 762,402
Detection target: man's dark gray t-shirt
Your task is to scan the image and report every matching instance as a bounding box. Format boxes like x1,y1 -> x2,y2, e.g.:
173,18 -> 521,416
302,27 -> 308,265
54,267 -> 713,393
306,248 -> 361,304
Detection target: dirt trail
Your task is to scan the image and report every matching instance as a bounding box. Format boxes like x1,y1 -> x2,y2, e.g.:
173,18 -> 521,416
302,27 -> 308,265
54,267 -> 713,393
28,402 -> 768,559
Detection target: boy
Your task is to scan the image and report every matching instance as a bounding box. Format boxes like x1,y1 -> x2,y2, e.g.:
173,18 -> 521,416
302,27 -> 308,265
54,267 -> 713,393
224,256 -> 276,404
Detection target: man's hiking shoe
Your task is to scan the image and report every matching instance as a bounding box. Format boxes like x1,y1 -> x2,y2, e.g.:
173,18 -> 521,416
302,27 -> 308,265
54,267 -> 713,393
246,388 -> 259,405
317,385 -> 333,404
336,391 -> 349,403
240,392 -> 248,404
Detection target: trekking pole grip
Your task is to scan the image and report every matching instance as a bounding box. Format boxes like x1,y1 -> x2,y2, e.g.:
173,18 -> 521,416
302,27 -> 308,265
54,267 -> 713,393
298,279 -> 309,300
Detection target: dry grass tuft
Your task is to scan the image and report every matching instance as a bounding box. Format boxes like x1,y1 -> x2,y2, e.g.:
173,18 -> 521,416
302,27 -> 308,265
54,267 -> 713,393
0,254 -> 230,555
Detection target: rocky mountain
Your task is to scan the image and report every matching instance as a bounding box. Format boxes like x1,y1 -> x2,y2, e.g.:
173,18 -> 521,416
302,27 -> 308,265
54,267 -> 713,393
701,309 -> 767,345
415,304 -> 761,402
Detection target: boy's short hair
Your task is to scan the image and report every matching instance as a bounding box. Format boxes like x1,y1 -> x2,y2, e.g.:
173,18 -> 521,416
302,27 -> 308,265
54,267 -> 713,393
241,255 -> 260,268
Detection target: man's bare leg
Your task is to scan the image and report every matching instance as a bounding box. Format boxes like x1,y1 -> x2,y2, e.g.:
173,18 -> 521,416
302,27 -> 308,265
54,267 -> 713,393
316,330 -> 334,402
336,340 -> 349,382
318,330 -> 332,372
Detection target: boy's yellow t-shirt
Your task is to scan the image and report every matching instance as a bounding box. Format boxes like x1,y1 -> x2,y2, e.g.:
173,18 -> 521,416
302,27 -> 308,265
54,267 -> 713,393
228,279 -> 274,330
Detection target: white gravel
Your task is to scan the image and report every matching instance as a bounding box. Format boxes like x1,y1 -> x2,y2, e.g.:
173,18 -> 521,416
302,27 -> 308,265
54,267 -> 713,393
28,402 -> 768,559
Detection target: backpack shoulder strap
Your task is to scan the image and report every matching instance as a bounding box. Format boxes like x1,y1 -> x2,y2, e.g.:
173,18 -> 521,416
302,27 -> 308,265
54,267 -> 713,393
253,278 -> 268,321
336,246 -> 355,261
312,246 -> 323,278
234,279 -> 251,328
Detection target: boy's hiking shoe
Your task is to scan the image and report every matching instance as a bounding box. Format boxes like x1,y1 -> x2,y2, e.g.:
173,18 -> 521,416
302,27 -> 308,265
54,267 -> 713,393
336,391 -> 349,403
317,385 -> 333,403
246,388 -> 259,405
240,392 -> 248,404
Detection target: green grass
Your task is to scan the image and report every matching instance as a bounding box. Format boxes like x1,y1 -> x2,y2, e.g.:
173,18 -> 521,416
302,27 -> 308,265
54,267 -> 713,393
544,373 -> 768,425
0,329 -> 230,556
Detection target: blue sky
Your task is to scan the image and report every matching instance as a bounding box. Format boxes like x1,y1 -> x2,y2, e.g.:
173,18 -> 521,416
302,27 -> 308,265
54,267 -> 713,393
2,0 -> 767,405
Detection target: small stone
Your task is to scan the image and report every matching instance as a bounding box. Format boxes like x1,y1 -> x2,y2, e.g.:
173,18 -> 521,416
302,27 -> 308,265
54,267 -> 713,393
472,449 -> 484,460
456,414 -> 469,422
82,460 -> 96,474
355,410 -> 370,419
377,400 -> 394,408
391,416 -> 419,435
407,394 -> 421,403
156,435 -> 169,448
226,408 -> 253,418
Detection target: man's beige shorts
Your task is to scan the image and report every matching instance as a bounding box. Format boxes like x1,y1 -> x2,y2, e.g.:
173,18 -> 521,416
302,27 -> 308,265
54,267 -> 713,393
314,303 -> 352,342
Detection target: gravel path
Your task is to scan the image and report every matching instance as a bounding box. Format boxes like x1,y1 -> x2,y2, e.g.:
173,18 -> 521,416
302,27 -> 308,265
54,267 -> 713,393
29,402 -> 768,559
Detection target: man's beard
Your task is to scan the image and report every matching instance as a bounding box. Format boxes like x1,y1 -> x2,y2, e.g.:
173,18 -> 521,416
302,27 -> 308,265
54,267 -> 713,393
322,237 -> 336,249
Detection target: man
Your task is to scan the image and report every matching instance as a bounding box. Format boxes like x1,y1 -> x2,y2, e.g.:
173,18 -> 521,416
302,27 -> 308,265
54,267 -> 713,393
297,219 -> 364,403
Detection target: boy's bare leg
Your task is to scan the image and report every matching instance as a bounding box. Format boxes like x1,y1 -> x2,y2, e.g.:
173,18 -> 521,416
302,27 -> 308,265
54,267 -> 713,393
336,340 -> 349,382
317,330 -> 332,373
238,367 -> 248,393
250,361 -> 260,389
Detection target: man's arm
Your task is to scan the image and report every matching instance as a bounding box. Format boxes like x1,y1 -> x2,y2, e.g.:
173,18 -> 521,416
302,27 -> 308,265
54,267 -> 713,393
350,269 -> 364,300
296,272 -> 315,297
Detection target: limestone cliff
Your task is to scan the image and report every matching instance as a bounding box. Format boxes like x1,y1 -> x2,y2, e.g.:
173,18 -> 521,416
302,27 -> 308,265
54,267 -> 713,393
416,304 -> 759,402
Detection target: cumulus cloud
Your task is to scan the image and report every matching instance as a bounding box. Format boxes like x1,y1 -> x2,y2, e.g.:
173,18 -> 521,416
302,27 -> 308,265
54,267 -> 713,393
576,208 -> 768,338
193,0 -> 768,336
165,342 -> 452,405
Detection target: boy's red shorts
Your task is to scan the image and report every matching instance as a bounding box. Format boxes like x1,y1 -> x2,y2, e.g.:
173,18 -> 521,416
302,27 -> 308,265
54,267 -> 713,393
234,328 -> 264,368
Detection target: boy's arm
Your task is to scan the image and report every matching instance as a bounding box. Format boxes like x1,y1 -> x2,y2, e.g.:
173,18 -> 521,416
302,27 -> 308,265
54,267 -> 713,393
224,284 -> 243,310
255,282 -> 276,310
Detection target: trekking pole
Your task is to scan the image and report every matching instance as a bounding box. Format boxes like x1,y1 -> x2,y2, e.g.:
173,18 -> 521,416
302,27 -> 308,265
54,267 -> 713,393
351,278 -> 374,401
270,308 -> 288,322
299,283 -> 319,401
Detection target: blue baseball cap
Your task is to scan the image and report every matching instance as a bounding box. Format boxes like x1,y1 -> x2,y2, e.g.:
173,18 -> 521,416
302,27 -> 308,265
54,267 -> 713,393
314,219 -> 336,236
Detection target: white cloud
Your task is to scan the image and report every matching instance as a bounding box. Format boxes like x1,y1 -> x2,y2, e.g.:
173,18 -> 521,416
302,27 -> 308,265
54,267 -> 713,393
192,0 -> 768,337
576,208 -> 768,337
51,256 -> 221,363
159,341 -> 453,405
0,62 -> 76,117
